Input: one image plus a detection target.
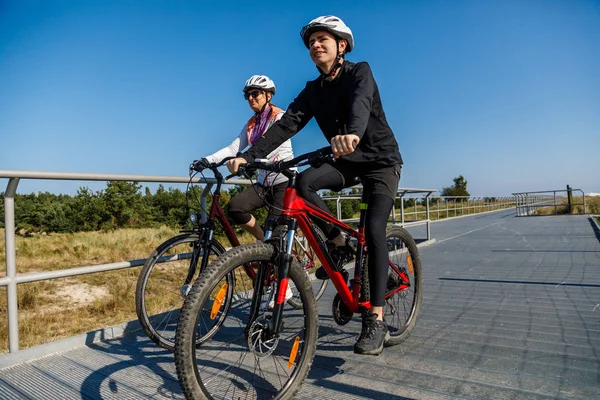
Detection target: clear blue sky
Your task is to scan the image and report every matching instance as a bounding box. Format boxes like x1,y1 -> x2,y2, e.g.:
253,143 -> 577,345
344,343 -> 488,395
1,0 -> 599,197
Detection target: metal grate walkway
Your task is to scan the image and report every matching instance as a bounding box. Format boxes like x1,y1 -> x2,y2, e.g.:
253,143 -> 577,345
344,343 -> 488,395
1,210 -> 599,399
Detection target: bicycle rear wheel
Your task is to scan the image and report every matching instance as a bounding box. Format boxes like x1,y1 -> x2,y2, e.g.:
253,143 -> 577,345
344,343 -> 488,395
175,243 -> 318,400
383,226 -> 423,345
135,233 -> 227,350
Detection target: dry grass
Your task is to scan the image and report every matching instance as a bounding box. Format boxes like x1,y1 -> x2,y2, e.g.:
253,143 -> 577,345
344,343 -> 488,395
1,226 -> 179,275
0,226 -> 255,353
393,199 -> 514,221
534,196 -> 600,215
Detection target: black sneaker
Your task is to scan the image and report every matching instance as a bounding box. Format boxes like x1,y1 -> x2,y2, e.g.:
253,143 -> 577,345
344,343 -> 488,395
353,312 -> 390,356
315,266 -> 349,282
315,239 -> 355,280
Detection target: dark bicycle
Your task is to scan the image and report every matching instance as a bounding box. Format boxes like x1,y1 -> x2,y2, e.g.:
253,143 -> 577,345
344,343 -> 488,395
135,157 -> 328,351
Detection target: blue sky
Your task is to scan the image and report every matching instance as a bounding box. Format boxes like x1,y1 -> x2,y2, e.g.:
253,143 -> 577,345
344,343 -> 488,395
1,0 -> 599,197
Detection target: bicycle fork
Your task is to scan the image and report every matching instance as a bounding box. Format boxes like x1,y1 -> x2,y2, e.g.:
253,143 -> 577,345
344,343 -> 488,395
181,228 -> 213,297
245,219 -> 296,340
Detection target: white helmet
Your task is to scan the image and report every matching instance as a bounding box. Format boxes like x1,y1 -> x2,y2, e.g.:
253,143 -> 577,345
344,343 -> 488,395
300,15 -> 354,52
243,75 -> 276,94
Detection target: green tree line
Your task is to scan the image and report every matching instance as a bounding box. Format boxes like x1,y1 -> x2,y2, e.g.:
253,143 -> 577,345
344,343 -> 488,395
0,182 -> 368,234
0,175 -> 472,234
0,181 -> 240,234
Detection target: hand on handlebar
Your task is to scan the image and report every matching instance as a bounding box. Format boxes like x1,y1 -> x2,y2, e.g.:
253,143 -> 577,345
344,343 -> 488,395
330,134 -> 359,158
190,158 -> 210,173
226,157 -> 248,174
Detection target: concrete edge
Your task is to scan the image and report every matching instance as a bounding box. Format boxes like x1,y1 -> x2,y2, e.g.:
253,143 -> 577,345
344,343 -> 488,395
0,318 -> 143,369
416,238 -> 437,248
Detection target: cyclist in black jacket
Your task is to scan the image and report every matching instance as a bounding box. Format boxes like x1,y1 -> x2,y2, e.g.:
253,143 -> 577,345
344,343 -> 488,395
227,15 -> 403,356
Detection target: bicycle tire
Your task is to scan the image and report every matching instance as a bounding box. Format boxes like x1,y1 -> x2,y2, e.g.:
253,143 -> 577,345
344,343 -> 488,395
135,233 -> 227,350
383,226 -> 423,346
175,243 -> 318,400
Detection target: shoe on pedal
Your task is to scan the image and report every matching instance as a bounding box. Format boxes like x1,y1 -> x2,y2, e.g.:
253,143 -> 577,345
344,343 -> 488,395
315,266 -> 349,282
315,239 -> 356,280
354,312 -> 390,356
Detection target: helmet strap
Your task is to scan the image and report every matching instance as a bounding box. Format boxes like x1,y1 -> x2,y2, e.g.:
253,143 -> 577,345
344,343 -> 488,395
260,92 -> 272,112
319,38 -> 345,80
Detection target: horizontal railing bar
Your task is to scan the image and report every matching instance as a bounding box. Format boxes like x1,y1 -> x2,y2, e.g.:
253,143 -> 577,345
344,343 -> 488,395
512,189 -> 583,195
0,170 -> 251,185
0,252 -> 198,287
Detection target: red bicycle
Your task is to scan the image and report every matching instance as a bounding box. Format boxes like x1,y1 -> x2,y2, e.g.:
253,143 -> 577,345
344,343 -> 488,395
174,147 -> 423,399
135,157 -> 327,351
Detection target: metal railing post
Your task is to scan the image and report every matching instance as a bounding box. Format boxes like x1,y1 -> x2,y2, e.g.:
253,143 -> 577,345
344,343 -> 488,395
446,198 -> 449,219
5,178 -> 20,353
425,192 -> 432,240
413,198 -> 417,220
400,194 -> 406,225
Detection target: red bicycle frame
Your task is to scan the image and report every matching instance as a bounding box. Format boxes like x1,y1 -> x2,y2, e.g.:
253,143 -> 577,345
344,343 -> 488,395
280,187 -> 368,312
279,186 -> 409,312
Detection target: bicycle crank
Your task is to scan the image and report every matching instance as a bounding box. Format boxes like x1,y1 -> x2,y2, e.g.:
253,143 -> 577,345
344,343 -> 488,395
332,293 -> 353,325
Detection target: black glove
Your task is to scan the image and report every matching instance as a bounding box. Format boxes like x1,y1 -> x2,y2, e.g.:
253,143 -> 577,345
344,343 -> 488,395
190,158 -> 210,172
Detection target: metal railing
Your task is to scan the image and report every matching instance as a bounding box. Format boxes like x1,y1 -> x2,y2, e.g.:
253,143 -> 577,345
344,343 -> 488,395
1,170 -> 441,353
322,188 -> 438,240
0,170 -> 252,353
403,196 -> 515,221
322,191 -> 516,244
512,189 -> 586,216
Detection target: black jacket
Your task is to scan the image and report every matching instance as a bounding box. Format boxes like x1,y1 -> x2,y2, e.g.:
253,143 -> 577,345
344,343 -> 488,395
242,61 -> 403,166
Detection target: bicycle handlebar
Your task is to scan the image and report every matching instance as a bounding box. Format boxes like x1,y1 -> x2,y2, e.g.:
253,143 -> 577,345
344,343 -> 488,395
224,146 -> 334,180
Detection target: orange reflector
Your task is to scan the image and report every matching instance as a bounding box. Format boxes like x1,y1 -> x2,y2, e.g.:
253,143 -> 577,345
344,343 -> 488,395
407,255 -> 414,274
288,336 -> 301,368
210,283 -> 228,319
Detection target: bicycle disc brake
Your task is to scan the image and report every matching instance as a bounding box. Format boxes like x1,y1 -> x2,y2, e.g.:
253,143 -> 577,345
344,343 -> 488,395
332,293 -> 353,325
247,317 -> 279,357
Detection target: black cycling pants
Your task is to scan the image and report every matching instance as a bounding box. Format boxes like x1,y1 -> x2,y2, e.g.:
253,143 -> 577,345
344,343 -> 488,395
227,183 -> 286,225
296,161 -> 400,307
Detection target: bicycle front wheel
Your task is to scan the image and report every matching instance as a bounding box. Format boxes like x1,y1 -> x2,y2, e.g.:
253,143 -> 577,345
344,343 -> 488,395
175,243 -> 318,400
135,233 -> 226,350
383,226 -> 423,346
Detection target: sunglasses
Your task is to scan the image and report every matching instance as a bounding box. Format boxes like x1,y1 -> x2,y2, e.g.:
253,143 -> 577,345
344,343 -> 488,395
244,90 -> 263,100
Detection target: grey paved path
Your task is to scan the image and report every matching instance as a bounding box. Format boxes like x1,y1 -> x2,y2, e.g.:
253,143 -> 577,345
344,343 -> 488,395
1,210 -> 599,399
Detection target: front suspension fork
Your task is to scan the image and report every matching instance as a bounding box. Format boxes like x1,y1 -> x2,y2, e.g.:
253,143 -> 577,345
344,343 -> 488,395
245,219 -> 297,339
181,228 -> 212,296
